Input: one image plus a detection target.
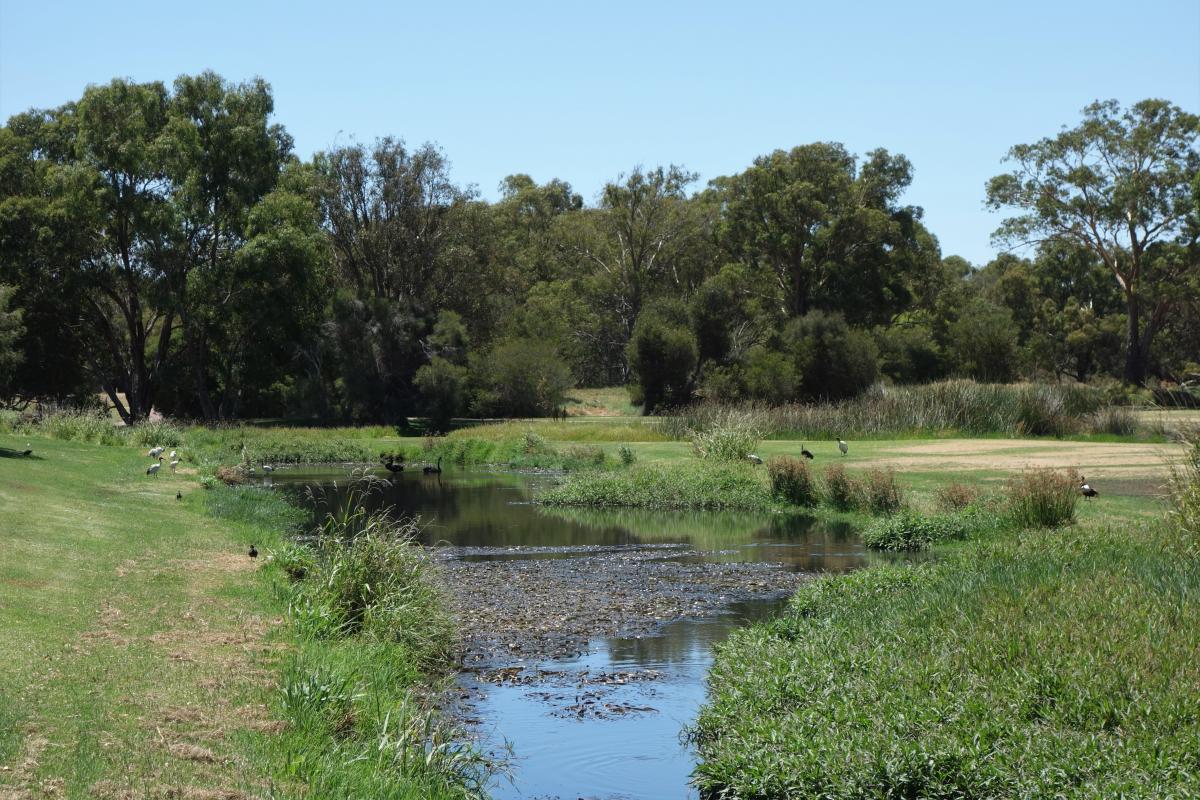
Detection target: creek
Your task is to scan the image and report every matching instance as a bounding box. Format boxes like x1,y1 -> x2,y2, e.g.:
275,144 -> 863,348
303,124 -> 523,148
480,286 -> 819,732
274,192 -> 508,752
271,466 -> 880,799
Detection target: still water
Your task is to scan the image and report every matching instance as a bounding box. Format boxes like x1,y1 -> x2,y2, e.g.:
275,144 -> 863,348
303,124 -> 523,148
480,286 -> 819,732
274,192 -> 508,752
272,467 -> 875,799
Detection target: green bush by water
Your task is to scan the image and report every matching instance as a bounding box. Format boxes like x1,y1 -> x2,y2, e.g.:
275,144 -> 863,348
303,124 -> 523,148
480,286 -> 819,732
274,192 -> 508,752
540,461 -> 771,510
1005,467 -> 1080,528
767,456 -> 818,507
863,507 -> 993,550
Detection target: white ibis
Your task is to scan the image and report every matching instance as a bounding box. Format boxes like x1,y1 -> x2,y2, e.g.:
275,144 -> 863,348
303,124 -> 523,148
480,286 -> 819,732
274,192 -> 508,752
248,544 -> 258,559
148,446 -> 165,458
146,456 -> 164,477
838,440 -> 849,456
262,464 -> 275,473
800,447 -> 814,460
423,457 -> 443,475
169,450 -> 177,460
169,458 -> 180,473
746,454 -> 764,465
1080,477 -> 1099,499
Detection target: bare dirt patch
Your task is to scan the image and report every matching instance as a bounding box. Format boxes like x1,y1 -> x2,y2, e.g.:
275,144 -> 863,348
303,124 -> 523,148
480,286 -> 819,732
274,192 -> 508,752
871,439 -> 1179,479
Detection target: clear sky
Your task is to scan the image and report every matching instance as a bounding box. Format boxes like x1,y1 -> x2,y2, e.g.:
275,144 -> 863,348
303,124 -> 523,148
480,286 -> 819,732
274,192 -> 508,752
2,0 -> 1197,265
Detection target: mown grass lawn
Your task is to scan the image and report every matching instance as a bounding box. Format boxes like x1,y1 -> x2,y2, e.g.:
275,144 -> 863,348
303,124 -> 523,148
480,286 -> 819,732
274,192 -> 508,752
0,436 -> 277,797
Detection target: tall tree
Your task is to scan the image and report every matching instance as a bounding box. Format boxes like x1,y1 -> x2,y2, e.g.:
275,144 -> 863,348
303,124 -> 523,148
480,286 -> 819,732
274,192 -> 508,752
713,143 -> 935,324
986,99 -> 1200,385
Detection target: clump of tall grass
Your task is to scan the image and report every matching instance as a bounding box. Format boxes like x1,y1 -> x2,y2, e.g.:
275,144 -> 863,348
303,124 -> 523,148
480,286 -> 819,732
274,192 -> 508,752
767,456 -> 818,507
861,467 -> 905,514
284,489 -> 456,668
124,419 -> 184,448
1086,405 -> 1139,437
934,482 -> 979,512
26,409 -> 123,445
822,464 -> 864,511
1169,428 -> 1200,554
689,408 -> 762,462
1005,468 -> 1080,528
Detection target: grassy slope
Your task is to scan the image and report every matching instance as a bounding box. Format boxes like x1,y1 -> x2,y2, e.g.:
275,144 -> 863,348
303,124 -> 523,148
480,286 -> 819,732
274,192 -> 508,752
0,436 -> 475,799
693,520 -> 1198,797
0,436 -> 277,797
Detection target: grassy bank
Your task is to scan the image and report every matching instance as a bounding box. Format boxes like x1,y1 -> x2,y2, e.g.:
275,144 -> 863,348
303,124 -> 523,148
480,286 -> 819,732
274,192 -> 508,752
691,477 -> 1200,796
0,435 -> 483,798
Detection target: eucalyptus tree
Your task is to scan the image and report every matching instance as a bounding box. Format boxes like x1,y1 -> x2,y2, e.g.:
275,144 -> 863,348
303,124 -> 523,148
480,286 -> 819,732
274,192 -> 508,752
713,144 -> 936,325
563,166 -> 705,346
0,284 -> 24,401
986,99 -> 1200,385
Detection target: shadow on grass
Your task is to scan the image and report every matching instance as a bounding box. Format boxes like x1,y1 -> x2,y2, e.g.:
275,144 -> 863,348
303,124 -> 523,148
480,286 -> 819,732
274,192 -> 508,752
0,448 -> 36,459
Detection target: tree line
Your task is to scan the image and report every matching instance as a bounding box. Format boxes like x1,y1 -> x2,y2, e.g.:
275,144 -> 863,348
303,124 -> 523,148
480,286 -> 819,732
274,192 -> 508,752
0,74 -> 1196,424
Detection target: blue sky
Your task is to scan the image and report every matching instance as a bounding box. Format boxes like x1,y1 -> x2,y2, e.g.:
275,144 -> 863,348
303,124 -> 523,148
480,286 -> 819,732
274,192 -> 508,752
2,0 -> 1197,265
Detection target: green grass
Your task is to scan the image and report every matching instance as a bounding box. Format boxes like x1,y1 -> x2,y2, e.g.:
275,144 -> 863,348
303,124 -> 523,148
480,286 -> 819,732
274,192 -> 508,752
0,434 -> 485,798
693,520 -> 1200,797
540,460 -> 773,510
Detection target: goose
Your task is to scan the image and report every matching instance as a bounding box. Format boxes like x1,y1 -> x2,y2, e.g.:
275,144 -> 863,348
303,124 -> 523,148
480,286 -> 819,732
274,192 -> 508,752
838,439 -> 849,456
423,457 -> 443,475
248,544 -> 258,559
746,454 -> 763,465
1080,477 -> 1099,499
800,446 -> 814,460
146,456 -> 164,477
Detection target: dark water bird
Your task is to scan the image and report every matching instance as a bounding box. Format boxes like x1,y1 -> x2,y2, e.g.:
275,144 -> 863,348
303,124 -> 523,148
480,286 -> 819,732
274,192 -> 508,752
146,456 -> 164,477
20,448 -> 31,457
176,491 -> 182,501
800,447 -> 814,460
248,544 -> 258,559
838,439 -> 849,456
1080,477 -> 1099,499
746,454 -> 763,465
423,457 -> 443,475
385,459 -> 404,473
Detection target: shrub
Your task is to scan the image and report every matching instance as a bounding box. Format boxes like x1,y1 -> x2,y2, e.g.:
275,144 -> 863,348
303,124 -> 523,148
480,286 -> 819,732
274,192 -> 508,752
470,337 -> 573,417
414,357 -> 468,432
690,408 -> 762,462
862,467 -> 904,514
862,509 -> 982,550
822,464 -> 863,511
565,445 -> 607,468
215,465 -> 246,486
279,663 -> 358,736
785,310 -> 880,402
1006,468 -> 1079,528
35,410 -> 121,445
767,456 -> 818,507
934,482 -> 979,512
126,419 -> 184,448
618,445 -> 636,466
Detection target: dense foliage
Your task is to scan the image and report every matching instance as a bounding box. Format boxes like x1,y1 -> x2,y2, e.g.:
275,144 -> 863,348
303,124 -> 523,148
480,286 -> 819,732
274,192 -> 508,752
2,79 -> 1196,421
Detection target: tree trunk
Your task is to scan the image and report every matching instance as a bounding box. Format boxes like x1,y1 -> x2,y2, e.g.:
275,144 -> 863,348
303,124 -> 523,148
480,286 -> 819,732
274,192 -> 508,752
1123,292 -> 1146,386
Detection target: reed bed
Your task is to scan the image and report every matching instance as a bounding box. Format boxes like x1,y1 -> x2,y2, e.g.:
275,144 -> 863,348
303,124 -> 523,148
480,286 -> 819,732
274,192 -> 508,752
661,380 -> 1132,440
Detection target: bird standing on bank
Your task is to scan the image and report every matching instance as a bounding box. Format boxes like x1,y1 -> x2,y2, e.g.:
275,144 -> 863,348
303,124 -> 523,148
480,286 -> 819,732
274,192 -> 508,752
169,457 -> 180,473
146,456 -> 164,477
248,544 -> 258,559
176,491 -> 182,501
746,454 -> 764,465
148,445 -> 165,458
800,446 -> 814,460
1080,477 -> 1099,499
262,464 -> 275,473
838,439 -> 849,456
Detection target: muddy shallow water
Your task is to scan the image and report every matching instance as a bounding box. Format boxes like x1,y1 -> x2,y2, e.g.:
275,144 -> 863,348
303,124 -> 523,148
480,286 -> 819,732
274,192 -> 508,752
272,466 -> 885,799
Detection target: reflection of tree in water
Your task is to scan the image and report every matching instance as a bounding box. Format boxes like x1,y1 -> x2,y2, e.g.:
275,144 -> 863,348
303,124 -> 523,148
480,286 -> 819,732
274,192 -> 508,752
603,597 -> 791,668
